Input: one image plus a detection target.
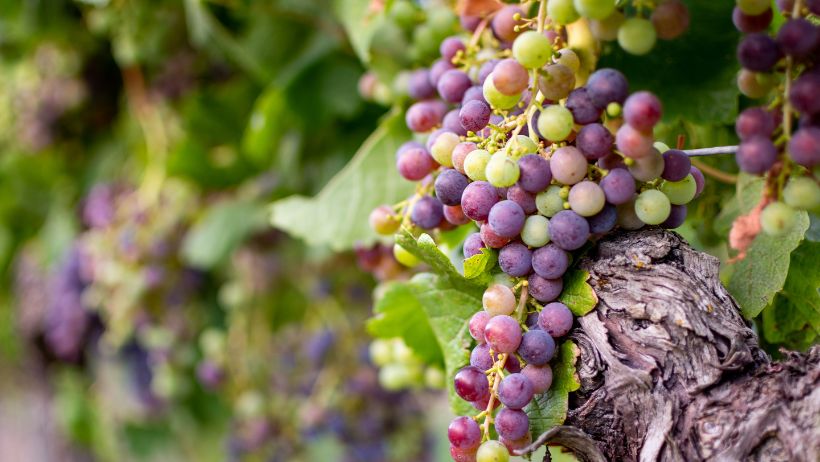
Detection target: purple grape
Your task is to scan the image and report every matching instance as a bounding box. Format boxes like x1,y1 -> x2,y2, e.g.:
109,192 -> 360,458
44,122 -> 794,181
538,302 -> 573,337
548,210 -> 590,251
454,366 -> 490,402
522,364 -> 553,394
470,395 -> 491,412
576,123 -> 614,160
449,416 -> 482,449
408,69 -> 436,100
478,59 -> 500,84
429,58 -> 455,86
588,204 -> 618,234
436,169 -> 470,206
790,73 -> 820,116
777,19 -> 818,58
406,101 -> 444,132
517,155 -> 552,193
506,185 -> 537,214
812,0 -> 820,14
491,5 -> 525,42
531,244 -> 570,279
495,408 -> 529,440
411,196 -> 444,229
598,153 -> 627,170
437,69 -> 472,103
736,107 -> 775,140
440,36 -> 466,62
469,311 -> 490,343
525,312 -> 540,329
690,167 -> 705,197
462,85 -> 486,105
661,150 -> 692,181
777,0 -> 795,11
737,33 -> 781,72
736,137 -> 778,174
585,68 -> 629,108
461,15 -> 482,32
732,7 -> 772,33
396,140 -> 424,159
493,59 -> 529,96
463,232 -> 486,258
566,88 -> 603,124
484,315 -> 522,354
459,100 -> 491,132
498,242 -> 533,277
470,343 -> 494,371
461,181 -> 500,221
505,354 -> 522,373
528,273 -> 563,303
661,204 -> 687,228
517,329 -> 555,366
489,200 -> 526,238
397,147 -> 436,180
623,91 -> 662,131
480,221 -> 512,249
444,109 -> 469,136
788,127 -> 820,167
599,168 -> 635,205
497,373 -> 533,409
444,204 -> 470,225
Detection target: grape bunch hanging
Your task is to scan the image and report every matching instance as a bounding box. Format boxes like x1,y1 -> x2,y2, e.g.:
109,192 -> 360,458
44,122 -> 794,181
733,0 -> 819,237
367,2 -> 702,461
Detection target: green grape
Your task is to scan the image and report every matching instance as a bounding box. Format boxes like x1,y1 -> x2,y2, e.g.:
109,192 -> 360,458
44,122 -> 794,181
536,185 -> 565,217
659,174 -> 697,205
737,69 -> 775,99
379,363 -> 412,390
617,17 -> 657,55
427,6 -> 458,38
521,215 -> 551,247
761,201 -> 798,236
628,149 -> 665,182
392,339 -> 417,363
484,75 -> 521,110
590,11 -> 625,41
555,48 -> 580,73
574,0 -> 616,20
413,24 -> 439,58
389,0 -> 420,30
783,177 -> 820,211
486,153 -> 521,187
537,105 -> 574,142
512,30 -> 552,69
477,440 -> 510,462
369,339 -> 394,366
634,189 -> 671,225
505,135 -> 539,159
548,0 -> 581,25
737,0 -> 770,15
431,131 -> 459,167
235,390 -> 266,419
465,149 -> 492,181
424,367 -> 446,389
394,243 -> 420,267
653,141 -> 670,153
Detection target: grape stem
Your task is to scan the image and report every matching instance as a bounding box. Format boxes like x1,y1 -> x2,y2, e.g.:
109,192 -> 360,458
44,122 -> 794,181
481,352 -> 508,440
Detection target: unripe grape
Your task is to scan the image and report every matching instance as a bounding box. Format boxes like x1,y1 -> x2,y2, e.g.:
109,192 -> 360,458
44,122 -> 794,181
483,284 -> 517,317
550,146 -> 588,185
555,48 -> 581,73
369,339 -> 394,366
568,180 -> 606,217
492,59 -> 530,96
465,149 -> 492,181
505,135 -> 539,159
476,440 -> 510,462
737,0 -> 771,15
651,0 -> 690,40
538,64 -> 576,102
536,185 -> 566,217
618,17 -> 657,55
492,5 -> 526,42
783,177 -> 820,211
616,124 -> 654,159
452,142 -> 477,174
431,131 -> 460,167
635,189 -> 672,225
486,153 -> 521,188
484,74 -> 522,110
369,205 -> 400,234
659,174 -> 697,205
513,31 -> 552,69
737,69 -> 774,99
616,196 -> 645,230
574,0 -> 616,20
393,243 -> 419,267
548,0 -> 581,25
590,11 -> 625,41
521,215 -> 551,247
760,202 -> 797,236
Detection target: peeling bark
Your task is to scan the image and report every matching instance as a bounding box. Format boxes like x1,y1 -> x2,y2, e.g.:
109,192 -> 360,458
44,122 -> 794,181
518,229 -> 820,462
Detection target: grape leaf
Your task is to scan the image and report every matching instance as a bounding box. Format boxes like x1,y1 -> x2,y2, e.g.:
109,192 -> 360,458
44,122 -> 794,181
333,0 -> 383,64
463,248 -> 497,280
269,109 -> 414,250
394,229 -> 492,292
761,241 -> 820,351
727,175 -> 810,318
597,0 -> 739,124
182,200 -> 268,269
558,269 -> 598,316
526,341 -> 581,437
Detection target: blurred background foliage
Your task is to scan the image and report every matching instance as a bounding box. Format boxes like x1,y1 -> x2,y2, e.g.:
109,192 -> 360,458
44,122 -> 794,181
0,0 -> 816,461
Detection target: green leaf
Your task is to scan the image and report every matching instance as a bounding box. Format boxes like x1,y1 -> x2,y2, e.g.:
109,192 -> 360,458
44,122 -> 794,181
182,200 -> 268,269
526,341 -> 581,437
597,0 -> 739,124
558,270 -> 598,316
269,109 -> 414,250
367,281 -> 445,366
395,229 -> 491,292
761,241 -> 820,351
464,248 -> 497,280
727,176 -> 810,318
334,0 -> 383,63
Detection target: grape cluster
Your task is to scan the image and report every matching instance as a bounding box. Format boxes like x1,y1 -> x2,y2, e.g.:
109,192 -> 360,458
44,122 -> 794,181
369,4 -> 703,461
733,0 -> 820,235
370,337 -> 446,391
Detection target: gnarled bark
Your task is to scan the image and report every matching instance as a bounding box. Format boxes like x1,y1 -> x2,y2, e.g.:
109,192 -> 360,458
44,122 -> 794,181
517,229 -> 820,462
